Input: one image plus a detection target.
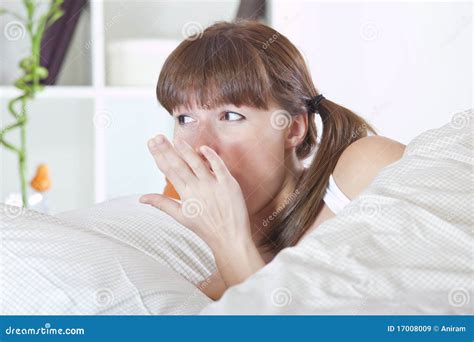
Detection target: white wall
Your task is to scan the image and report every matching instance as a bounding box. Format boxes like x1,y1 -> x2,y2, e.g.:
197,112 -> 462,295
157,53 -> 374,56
270,0 -> 472,144
103,98 -> 174,200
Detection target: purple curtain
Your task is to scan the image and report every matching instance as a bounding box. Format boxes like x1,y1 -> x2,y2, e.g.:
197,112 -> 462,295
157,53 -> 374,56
40,0 -> 88,85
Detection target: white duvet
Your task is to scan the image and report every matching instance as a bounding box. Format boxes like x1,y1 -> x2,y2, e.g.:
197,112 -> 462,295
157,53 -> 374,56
200,111 -> 474,314
1,110 -> 472,315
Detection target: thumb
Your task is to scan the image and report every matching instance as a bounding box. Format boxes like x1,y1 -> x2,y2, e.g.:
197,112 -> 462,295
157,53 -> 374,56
139,193 -> 182,221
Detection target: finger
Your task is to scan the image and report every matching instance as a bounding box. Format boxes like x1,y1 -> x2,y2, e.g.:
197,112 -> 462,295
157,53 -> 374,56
148,135 -> 195,194
175,139 -> 213,180
148,138 -> 185,193
139,193 -> 183,222
200,145 -> 232,182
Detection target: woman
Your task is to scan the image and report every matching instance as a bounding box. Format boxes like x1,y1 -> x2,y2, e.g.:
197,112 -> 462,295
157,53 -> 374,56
140,20 -> 405,300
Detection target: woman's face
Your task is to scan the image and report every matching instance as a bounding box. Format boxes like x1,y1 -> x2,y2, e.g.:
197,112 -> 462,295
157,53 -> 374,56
172,103 -> 291,215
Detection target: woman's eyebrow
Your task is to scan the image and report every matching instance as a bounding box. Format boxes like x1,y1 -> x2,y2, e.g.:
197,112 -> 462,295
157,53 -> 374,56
225,108 -> 251,116
173,111 -> 193,116
174,107 -> 248,116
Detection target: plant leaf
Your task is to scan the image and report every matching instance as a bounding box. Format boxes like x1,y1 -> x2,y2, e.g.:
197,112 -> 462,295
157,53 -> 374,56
47,10 -> 63,26
35,66 -> 49,79
0,8 -> 25,21
19,57 -> 33,71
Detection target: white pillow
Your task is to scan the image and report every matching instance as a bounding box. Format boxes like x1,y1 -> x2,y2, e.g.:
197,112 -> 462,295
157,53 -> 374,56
57,195 -> 216,285
0,196 -> 215,315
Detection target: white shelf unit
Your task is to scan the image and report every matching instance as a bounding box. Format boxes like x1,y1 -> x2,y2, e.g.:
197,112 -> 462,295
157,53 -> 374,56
1,0 -> 242,213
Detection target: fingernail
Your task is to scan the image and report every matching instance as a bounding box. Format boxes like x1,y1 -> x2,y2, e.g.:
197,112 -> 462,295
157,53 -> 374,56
148,139 -> 158,151
155,135 -> 165,144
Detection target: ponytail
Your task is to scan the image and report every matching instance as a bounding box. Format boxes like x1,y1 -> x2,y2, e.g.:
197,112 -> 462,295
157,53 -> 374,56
259,97 -> 377,254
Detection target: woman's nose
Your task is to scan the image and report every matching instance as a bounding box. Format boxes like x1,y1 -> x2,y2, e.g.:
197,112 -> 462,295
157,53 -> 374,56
190,127 -> 220,154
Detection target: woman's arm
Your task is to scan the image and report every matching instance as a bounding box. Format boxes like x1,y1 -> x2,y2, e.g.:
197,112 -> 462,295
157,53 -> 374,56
197,271 -> 227,300
196,242 -> 265,301
212,238 -> 265,288
332,136 -> 406,199
198,237 -> 267,300
197,239 -> 265,300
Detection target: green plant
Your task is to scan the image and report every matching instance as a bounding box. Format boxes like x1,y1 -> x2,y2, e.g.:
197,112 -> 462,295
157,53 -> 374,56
0,0 -> 63,207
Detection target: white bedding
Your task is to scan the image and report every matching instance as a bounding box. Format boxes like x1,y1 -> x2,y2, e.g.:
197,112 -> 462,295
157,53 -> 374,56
0,197 -> 215,314
1,111 -> 472,315
200,111 -> 474,314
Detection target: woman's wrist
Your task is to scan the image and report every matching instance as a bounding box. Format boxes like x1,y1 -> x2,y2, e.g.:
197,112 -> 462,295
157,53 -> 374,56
212,237 -> 266,288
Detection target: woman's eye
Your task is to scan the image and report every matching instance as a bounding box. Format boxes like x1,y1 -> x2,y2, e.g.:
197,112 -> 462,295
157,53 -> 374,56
177,115 -> 195,125
223,111 -> 245,121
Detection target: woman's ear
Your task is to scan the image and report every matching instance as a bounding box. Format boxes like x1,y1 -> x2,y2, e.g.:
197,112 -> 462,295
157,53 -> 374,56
285,113 -> 308,149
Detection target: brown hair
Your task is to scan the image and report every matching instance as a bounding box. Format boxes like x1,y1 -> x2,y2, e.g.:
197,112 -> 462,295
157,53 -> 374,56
157,20 -> 376,254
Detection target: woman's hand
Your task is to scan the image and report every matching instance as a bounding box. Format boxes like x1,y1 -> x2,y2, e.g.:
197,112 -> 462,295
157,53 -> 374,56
140,135 -> 265,287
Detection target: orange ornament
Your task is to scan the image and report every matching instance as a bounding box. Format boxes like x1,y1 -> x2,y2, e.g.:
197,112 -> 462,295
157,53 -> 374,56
163,178 -> 180,200
30,164 -> 52,192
